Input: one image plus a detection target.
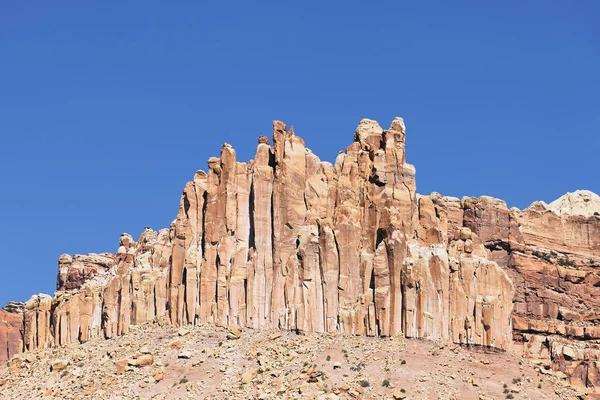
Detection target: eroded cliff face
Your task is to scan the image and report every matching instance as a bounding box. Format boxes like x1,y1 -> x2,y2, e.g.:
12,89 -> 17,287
2,118 -> 514,363
4,117 -> 599,392
440,192 -> 600,391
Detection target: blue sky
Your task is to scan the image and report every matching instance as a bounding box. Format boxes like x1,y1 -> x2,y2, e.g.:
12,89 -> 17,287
1,2 -> 598,305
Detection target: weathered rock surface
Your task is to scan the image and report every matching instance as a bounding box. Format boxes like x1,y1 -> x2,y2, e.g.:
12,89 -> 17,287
443,191 -> 600,392
546,190 -> 600,218
1,116 -> 599,395
0,308 -> 23,364
56,253 -> 115,291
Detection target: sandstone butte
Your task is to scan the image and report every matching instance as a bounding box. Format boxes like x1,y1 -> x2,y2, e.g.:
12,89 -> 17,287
1,118 -> 599,392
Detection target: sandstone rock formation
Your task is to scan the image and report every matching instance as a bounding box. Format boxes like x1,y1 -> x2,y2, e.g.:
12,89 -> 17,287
56,253 -> 115,291
438,191 -> 600,391
0,304 -> 23,364
1,116 -> 599,394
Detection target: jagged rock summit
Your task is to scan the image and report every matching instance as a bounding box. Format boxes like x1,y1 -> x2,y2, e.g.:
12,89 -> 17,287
1,117 -> 599,395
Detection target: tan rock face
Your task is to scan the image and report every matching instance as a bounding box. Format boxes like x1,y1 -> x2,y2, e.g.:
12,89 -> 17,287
516,202 -> 600,260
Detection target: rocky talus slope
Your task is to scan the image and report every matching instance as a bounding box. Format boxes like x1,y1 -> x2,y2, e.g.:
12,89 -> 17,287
1,117 -> 599,397
0,322 -> 583,400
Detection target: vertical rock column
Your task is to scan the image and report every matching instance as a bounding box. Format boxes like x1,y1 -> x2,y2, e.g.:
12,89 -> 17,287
22,295 -> 52,351
229,159 -> 251,327
249,136 -> 274,329
200,158 -> 222,324
333,141 -> 365,334
300,151 -> 331,333
271,122 -> 307,330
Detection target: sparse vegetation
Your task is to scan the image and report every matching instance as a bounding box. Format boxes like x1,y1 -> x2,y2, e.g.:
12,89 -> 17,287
594,212 -> 599,216
533,249 -> 577,267
382,379 -> 391,387
506,394 -> 514,399
401,359 -> 407,365
342,349 -> 349,360
400,388 -> 406,393
359,380 -> 370,388
532,250 -> 553,262
326,355 -> 331,361
557,256 -> 576,267
350,362 -> 366,372
179,376 -> 188,385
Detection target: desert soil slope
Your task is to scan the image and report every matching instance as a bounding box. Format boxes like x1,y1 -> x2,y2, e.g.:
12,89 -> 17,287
0,321 -> 583,400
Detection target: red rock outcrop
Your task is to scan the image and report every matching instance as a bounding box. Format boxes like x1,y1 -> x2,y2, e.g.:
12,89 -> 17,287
0,304 -> 23,364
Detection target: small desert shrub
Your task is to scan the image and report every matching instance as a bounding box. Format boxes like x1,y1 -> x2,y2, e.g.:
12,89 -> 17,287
557,257 -> 576,267
532,250 -> 553,262
401,359 -> 407,365
179,376 -> 189,385
382,379 -> 391,387
326,355 -> 331,361
359,380 -> 370,388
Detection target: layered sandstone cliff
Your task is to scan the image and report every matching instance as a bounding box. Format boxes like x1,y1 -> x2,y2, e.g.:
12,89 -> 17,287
447,192 -> 600,390
2,116 -> 599,393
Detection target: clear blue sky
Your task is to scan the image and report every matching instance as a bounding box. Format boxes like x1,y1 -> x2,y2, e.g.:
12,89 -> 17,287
1,2 -> 598,305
